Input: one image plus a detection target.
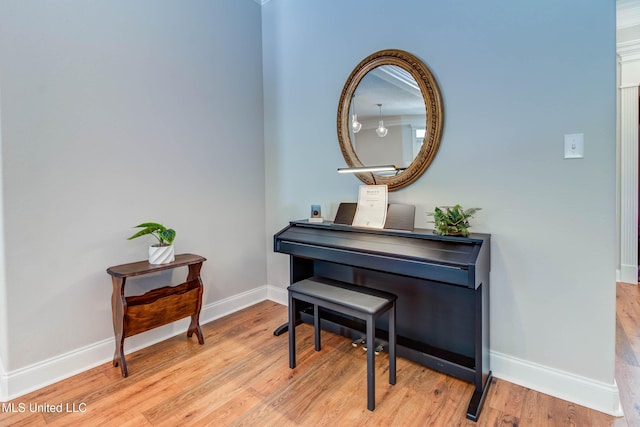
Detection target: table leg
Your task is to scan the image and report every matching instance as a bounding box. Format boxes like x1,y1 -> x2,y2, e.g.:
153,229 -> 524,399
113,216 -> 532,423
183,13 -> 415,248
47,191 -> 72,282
187,323 -> 205,344
186,262 -> 205,345
111,276 -> 128,377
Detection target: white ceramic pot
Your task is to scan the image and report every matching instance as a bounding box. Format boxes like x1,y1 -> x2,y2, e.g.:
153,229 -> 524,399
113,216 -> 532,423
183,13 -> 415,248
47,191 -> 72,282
148,245 -> 175,264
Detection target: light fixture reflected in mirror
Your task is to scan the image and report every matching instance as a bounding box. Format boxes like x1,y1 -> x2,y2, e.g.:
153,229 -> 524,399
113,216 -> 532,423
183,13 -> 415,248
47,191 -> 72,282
375,104 -> 388,137
351,95 -> 362,133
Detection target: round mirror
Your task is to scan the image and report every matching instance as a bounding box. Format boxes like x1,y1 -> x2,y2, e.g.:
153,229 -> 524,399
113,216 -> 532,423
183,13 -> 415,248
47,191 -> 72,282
337,49 -> 444,191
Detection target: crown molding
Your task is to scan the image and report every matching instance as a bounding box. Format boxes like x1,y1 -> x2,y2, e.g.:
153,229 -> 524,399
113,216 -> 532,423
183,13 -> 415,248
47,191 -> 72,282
617,39 -> 640,62
618,0 -> 640,29
253,0 -> 271,5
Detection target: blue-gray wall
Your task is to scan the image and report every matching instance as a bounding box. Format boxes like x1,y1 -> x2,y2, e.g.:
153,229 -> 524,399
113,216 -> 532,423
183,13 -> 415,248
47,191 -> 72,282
263,0 -> 618,413
0,0 -> 619,414
0,0 -> 265,379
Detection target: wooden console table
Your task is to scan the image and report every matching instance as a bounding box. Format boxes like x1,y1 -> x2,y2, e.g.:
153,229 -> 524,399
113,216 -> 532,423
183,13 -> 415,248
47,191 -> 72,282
106,253 -> 206,377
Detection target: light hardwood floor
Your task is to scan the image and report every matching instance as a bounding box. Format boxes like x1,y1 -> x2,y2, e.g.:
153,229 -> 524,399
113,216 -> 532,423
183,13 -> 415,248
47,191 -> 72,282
616,282 -> 640,427
1,284 -> 638,426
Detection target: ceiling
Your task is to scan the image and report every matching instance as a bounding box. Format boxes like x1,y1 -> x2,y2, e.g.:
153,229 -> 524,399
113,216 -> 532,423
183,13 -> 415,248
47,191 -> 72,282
353,65 -> 424,120
618,0 -> 640,29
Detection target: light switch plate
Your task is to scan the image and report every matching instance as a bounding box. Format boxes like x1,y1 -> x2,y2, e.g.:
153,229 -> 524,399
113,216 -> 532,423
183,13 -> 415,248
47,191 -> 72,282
564,133 -> 584,159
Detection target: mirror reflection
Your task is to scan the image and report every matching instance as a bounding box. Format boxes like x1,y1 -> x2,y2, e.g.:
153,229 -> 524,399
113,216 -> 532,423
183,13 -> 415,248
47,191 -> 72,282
348,65 -> 426,174
337,49 -> 444,191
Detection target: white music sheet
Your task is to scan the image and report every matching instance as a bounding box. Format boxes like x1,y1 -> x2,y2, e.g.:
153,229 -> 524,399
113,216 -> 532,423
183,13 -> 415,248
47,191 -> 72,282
351,185 -> 388,229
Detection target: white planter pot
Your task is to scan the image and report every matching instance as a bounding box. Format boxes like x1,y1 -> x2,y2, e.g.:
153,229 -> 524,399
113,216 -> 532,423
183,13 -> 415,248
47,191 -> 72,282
148,245 -> 175,264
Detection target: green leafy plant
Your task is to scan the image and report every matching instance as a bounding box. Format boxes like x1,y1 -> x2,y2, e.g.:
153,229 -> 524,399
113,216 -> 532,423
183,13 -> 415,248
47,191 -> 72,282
427,205 -> 481,237
127,222 -> 176,247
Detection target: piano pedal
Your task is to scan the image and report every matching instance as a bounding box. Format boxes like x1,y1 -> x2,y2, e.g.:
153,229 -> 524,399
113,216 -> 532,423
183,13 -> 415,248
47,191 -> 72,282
352,337 -> 365,347
362,343 -> 383,355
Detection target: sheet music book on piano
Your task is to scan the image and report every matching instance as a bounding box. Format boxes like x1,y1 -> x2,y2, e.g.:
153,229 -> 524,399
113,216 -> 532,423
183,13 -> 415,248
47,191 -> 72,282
351,185 -> 388,229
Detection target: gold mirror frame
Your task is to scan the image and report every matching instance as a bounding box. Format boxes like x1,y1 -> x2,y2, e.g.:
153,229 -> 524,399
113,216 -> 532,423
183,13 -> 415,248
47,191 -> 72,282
337,49 -> 444,191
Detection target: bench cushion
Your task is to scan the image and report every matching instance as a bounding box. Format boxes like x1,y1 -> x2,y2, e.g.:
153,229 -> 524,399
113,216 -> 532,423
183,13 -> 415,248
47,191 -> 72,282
288,277 -> 396,315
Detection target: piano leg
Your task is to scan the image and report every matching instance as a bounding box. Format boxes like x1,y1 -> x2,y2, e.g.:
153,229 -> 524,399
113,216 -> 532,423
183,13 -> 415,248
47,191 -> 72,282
274,319 -> 306,336
273,322 -> 289,336
466,371 -> 492,421
274,303 -> 312,335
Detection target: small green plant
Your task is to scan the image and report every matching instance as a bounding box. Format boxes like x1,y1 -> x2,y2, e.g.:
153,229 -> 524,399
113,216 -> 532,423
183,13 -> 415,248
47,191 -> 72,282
127,222 -> 176,247
427,205 -> 481,237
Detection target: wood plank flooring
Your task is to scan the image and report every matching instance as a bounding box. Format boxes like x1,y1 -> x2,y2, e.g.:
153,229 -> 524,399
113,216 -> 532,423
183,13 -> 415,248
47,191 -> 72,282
0,283 -> 638,426
617,282 -> 640,427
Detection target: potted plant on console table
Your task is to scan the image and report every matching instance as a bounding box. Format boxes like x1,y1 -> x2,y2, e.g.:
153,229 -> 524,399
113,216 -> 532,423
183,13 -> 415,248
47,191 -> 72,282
127,222 -> 176,264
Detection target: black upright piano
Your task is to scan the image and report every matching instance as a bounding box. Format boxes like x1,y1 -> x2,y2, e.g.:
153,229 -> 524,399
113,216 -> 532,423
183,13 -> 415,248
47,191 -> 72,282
274,219 -> 491,421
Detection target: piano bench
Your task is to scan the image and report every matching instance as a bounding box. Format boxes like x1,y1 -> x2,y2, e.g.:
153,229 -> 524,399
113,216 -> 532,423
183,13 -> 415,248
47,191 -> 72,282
287,276 -> 397,411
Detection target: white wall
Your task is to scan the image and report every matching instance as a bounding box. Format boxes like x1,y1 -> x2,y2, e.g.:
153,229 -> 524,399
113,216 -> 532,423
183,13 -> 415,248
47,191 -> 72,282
0,72 -> 7,390
263,0 -> 619,414
0,0 -> 265,396
353,120 -> 405,167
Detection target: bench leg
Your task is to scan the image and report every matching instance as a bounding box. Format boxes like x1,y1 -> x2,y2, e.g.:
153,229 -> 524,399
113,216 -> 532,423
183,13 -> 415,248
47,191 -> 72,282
366,314 -> 375,411
314,304 -> 321,351
288,292 -> 296,369
389,302 -> 396,385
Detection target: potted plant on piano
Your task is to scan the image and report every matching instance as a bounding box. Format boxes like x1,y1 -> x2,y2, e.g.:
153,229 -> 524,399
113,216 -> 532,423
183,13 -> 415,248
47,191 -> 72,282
427,204 -> 481,237
127,222 -> 176,264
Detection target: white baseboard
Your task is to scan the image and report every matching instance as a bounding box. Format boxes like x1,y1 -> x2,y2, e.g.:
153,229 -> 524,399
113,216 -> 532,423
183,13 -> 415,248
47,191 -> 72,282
267,284 -> 287,306
0,285 -> 272,402
0,358 -> 7,402
200,285 -> 270,324
619,264 -> 638,285
491,350 -> 623,417
0,337 -> 114,403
